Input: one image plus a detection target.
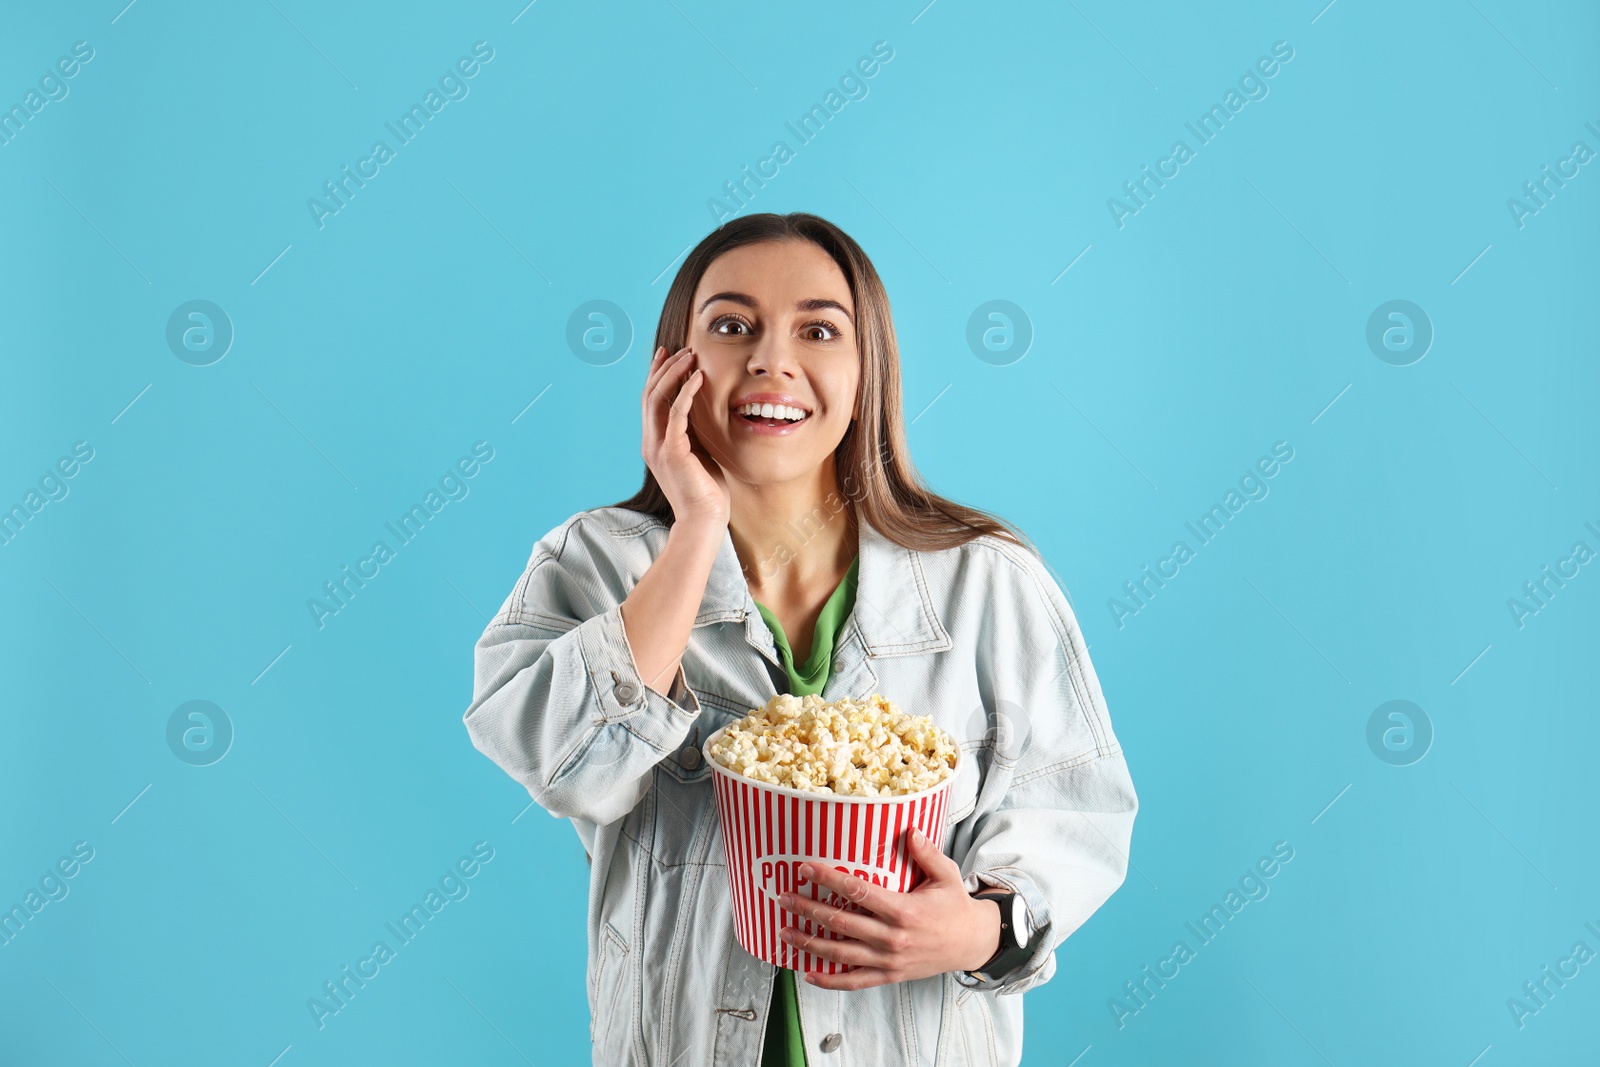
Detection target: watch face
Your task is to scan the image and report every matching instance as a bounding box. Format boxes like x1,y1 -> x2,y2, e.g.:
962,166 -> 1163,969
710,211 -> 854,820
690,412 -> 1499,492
1009,895 -> 1030,948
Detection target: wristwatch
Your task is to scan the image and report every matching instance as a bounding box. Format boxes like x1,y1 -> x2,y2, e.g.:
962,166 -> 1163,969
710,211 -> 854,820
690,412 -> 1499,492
965,889 -> 1032,983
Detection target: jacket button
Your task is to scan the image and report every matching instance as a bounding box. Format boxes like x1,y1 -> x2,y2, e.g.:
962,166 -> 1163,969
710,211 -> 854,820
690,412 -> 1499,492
819,1032 -> 842,1053
832,658 -> 844,674
680,746 -> 702,769
614,682 -> 638,704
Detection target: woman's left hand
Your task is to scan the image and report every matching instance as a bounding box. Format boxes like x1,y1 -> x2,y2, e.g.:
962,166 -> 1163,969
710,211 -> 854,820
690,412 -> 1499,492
776,827 -> 1002,990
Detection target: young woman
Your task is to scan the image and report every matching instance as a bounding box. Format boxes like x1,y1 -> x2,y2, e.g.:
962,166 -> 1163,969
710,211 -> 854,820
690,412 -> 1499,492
463,213 -> 1138,1066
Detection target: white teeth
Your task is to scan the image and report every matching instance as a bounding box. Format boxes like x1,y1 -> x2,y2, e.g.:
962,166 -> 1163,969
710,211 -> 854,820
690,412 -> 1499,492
737,402 -> 808,421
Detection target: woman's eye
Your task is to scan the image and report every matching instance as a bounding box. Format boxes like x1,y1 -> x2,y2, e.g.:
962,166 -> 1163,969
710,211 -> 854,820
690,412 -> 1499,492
708,315 -> 840,340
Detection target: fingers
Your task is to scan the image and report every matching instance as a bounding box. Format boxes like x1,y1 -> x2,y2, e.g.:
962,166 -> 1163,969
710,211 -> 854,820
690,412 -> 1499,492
802,966 -> 893,991
643,346 -> 698,439
908,827 -> 960,882
664,363 -> 702,443
645,345 -> 693,404
799,862 -> 905,923
779,921 -> 885,970
779,890 -> 896,950
643,345 -> 678,395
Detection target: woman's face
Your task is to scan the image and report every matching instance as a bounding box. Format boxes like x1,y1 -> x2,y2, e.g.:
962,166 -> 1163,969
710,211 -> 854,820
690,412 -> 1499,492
685,239 -> 861,489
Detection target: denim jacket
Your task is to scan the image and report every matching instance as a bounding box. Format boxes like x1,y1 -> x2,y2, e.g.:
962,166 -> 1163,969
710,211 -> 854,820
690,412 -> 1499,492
462,507 -> 1138,1066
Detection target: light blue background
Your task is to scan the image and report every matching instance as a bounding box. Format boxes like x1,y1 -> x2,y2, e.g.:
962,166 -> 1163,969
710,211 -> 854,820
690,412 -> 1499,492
3,1 -> 1596,1064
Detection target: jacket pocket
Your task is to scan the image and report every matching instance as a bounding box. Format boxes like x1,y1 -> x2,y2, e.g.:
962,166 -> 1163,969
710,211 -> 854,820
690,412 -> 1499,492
648,764 -> 717,869
651,708 -> 743,867
954,984 -> 999,1066
589,922 -> 630,1048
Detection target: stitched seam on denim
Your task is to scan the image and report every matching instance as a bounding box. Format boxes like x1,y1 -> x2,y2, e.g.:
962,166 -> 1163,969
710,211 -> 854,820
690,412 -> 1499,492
590,934 -> 612,1043
619,816 -> 653,859
513,520 -> 572,611
897,978 -> 919,1064
496,550 -> 554,625
545,706 -> 605,796
965,734 -> 1022,779
869,548 -> 951,654
1011,744 -> 1120,786
911,550 -> 953,648
647,857 -> 725,867
977,987 -> 998,1061
596,923 -> 628,1050
694,609 -> 745,627
708,930 -> 744,1065
544,613 -> 633,791
618,715 -> 680,754
522,516 -> 582,616
596,513 -> 664,538
495,607 -> 577,631
655,762 -> 710,787
657,819 -> 707,1060
694,690 -> 757,716
506,512 -> 631,626
647,857 -> 725,868
631,814 -> 650,1066
500,509 -> 584,623
1015,554 -> 1108,754
650,776 -> 714,870
966,535 -> 1113,755
932,970 -> 957,1065
928,972 -> 947,1062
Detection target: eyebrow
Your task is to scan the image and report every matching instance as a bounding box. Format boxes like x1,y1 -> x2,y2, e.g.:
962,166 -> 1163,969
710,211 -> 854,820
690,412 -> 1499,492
697,291 -> 855,324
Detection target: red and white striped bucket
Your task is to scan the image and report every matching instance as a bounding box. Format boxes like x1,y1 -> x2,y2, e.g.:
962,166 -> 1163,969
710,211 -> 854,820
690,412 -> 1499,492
703,721 -> 958,973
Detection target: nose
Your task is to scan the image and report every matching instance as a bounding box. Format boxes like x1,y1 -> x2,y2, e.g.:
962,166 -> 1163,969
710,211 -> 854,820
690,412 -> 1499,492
745,330 -> 801,380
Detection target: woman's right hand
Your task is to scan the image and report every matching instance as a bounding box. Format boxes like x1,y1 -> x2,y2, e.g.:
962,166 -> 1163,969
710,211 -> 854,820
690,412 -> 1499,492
642,345 -> 730,527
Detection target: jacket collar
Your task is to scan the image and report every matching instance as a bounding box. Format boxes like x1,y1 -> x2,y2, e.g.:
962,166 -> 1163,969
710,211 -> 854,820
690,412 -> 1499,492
692,513 -> 952,660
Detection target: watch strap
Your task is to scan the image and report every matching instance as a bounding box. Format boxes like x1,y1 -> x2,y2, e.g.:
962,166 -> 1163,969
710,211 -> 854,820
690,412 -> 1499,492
967,890 -> 1031,982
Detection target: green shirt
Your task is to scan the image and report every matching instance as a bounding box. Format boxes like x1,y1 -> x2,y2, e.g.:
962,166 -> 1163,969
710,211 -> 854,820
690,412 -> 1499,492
753,554 -> 860,1067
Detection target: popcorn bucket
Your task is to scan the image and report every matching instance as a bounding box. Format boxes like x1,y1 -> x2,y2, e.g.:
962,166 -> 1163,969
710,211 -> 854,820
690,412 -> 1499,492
703,721 -> 958,973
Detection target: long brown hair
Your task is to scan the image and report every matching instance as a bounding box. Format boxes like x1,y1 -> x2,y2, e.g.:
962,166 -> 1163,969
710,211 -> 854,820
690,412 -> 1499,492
607,212 -> 1035,557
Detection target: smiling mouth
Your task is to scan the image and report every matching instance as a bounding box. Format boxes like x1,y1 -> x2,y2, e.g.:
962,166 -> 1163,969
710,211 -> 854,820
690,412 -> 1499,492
739,412 -> 808,427
734,402 -> 810,428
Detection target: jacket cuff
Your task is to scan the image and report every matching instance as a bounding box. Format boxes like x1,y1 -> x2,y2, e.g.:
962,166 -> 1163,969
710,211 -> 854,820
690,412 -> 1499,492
955,867 -> 1054,995
577,602 -> 701,750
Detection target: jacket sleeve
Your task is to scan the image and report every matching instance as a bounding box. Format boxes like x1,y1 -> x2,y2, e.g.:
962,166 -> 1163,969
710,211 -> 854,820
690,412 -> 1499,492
952,543 -> 1139,995
462,514 -> 703,827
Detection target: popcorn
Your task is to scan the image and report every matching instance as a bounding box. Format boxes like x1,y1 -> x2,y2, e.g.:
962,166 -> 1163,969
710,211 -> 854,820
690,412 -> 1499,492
708,692 -> 957,797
